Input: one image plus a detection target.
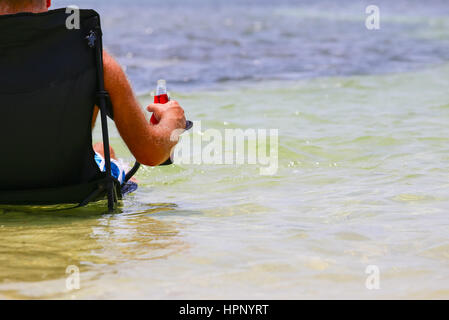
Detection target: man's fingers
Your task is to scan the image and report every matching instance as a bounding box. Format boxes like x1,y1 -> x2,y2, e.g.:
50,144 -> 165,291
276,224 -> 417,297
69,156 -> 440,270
147,101 -> 179,112
146,104 -> 161,123
146,103 -> 161,113
146,101 -> 186,128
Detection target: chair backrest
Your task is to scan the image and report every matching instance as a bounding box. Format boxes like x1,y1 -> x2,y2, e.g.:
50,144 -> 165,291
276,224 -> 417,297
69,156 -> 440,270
0,9 -> 104,191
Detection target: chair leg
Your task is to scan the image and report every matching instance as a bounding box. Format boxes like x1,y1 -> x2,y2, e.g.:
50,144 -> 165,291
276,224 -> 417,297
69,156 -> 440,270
107,181 -> 118,212
107,186 -> 114,212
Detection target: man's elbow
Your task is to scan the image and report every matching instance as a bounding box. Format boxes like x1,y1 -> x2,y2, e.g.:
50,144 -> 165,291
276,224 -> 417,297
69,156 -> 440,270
132,138 -> 176,166
135,152 -> 170,167
137,158 -> 163,167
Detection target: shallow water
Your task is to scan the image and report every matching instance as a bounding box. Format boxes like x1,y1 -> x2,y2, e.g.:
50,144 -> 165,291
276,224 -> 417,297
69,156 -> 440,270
1,0 -> 449,299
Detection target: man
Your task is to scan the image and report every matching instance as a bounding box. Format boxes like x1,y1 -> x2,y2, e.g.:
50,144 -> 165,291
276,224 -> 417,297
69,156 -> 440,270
0,0 -> 187,184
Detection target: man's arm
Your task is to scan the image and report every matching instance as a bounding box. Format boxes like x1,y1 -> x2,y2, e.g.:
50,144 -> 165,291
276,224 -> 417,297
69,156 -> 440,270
93,50 -> 186,166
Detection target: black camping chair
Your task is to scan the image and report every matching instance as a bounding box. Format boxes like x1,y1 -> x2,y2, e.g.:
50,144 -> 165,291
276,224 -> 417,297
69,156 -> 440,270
0,9 -> 140,212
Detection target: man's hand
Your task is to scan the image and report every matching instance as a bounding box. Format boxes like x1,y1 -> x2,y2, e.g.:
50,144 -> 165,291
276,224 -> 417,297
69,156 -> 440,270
146,100 -> 186,130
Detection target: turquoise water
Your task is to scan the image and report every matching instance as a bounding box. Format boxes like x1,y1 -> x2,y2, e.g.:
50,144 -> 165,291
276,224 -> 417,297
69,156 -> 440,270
1,0 -> 449,299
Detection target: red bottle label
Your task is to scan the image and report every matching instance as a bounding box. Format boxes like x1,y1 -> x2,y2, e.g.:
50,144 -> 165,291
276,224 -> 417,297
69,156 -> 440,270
151,93 -> 170,124
157,94 -> 169,104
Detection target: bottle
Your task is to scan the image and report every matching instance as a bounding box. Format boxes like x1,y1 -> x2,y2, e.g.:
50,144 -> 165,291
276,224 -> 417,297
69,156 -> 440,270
151,80 -> 192,165
151,79 -> 169,125
151,80 -> 193,130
